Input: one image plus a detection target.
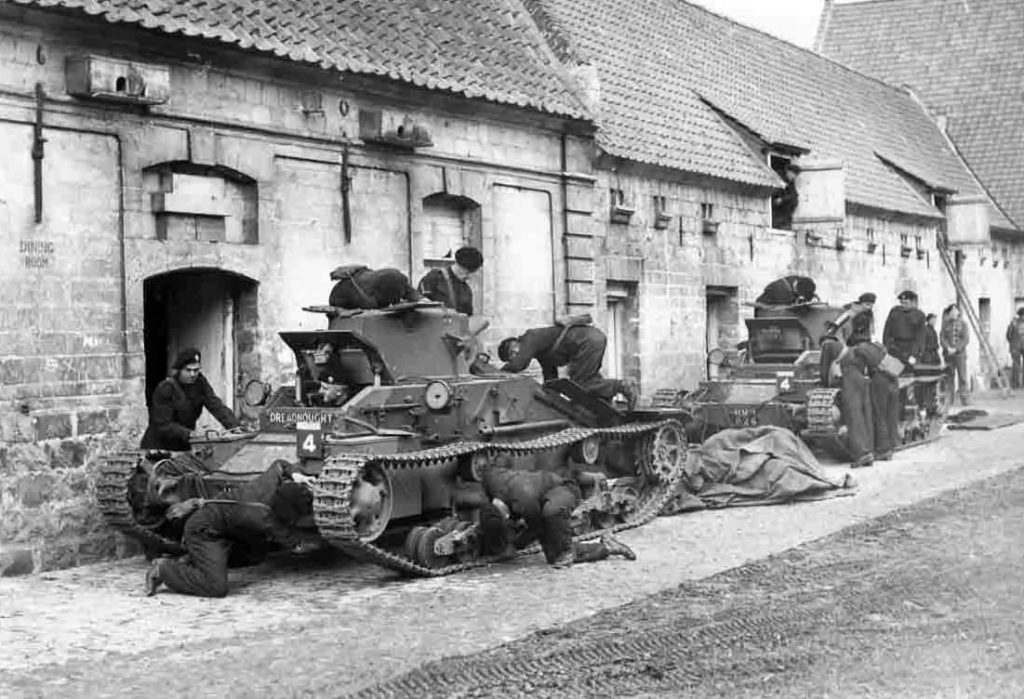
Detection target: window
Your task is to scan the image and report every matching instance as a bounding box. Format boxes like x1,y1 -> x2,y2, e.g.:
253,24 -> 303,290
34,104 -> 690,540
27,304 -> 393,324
700,202 -> 715,220
609,187 -> 634,224
769,155 -> 798,230
979,297 -> 991,339
610,188 -> 625,206
653,195 -> 670,229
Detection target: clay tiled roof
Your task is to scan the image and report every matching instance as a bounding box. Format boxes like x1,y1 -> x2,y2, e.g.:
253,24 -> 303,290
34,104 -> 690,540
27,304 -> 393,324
818,0 -> 1023,231
10,0 -> 589,120
530,0 -> 998,217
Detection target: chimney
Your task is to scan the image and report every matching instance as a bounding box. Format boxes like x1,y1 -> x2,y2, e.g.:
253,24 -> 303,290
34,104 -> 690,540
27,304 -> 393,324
813,0 -> 835,53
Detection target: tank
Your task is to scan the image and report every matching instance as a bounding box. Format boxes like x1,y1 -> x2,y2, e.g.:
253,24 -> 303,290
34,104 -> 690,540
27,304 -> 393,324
98,302 -> 690,577
680,302 -> 949,455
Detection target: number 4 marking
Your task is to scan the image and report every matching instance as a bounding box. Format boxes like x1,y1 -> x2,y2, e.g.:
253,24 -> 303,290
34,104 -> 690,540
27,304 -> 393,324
302,434 -> 317,452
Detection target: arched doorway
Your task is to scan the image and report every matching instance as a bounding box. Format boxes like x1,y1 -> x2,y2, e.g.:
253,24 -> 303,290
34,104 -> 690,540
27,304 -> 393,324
143,269 -> 260,426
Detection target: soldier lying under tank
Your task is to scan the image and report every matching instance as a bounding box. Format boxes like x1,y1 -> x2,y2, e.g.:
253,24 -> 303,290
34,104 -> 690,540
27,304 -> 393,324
328,264 -> 422,309
477,453 -> 636,568
143,459 -> 321,598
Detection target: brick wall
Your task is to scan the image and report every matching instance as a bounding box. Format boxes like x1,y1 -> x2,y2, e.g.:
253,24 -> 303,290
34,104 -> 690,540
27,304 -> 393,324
0,8 -> 589,573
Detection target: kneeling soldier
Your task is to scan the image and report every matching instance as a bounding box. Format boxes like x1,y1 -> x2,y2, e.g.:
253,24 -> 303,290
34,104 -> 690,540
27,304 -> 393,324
479,454 -> 635,568
144,460 -> 318,598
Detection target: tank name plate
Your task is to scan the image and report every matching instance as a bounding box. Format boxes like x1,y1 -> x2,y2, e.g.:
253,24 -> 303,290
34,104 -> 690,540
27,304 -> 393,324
266,409 -> 337,425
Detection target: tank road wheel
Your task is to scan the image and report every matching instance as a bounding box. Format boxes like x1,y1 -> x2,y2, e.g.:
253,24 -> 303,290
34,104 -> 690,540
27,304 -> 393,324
350,462 -> 393,542
643,420 -> 687,484
413,526 -> 452,569
405,526 -> 428,560
571,434 -> 602,466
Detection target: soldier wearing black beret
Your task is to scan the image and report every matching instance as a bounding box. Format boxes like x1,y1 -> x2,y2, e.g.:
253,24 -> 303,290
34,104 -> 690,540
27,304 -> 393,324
416,246 -> 483,316
140,348 -> 241,451
882,290 -> 927,366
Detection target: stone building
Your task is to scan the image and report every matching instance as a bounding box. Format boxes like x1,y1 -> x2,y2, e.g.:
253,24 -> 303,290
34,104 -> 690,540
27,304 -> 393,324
0,0 -> 595,570
818,0 -> 1024,374
525,0 -> 1021,393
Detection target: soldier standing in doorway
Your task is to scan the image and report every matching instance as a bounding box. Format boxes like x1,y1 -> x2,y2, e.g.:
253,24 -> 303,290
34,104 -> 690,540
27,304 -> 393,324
140,348 -> 241,452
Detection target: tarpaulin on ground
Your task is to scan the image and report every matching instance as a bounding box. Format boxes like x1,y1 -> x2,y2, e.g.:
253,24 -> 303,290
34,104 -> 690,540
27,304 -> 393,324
662,425 -> 855,514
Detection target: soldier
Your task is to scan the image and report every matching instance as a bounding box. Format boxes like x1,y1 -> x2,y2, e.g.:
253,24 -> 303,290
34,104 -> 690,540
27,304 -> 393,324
1005,308 -> 1024,388
416,246 -> 483,315
328,265 -> 422,309
497,316 -> 638,408
819,321 -> 844,387
754,275 -> 817,307
479,454 -> 635,568
839,336 -> 898,467
941,304 -> 970,405
144,459 -> 319,598
838,334 -> 875,468
140,348 -> 241,452
882,290 -> 927,366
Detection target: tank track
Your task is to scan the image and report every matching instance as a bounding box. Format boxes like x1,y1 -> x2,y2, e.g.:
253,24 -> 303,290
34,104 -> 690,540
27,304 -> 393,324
312,419 -> 687,577
805,385 -> 946,455
96,451 -> 186,555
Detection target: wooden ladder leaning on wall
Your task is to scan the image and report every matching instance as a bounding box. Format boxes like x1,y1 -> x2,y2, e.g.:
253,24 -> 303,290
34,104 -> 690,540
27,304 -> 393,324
937,244 -> 1012,397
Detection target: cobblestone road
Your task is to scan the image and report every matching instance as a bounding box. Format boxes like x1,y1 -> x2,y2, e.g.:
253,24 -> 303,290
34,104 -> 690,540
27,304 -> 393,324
1,400 -> 1022,698
370,462 -> 1024,698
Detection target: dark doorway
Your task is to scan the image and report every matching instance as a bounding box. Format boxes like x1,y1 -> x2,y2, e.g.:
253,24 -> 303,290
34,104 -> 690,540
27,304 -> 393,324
143,269 -> 260,423
706,286 -> 740,379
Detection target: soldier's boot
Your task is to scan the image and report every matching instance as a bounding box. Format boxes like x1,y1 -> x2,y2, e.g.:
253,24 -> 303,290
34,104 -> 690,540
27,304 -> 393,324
144,558 -> 166,596
551,549 -> 576,569
600,534 -> 636,561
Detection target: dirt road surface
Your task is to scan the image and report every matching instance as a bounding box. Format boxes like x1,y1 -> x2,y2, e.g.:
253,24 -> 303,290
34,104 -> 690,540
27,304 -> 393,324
1,402 -> 1023,698
368,465 -> 1024,698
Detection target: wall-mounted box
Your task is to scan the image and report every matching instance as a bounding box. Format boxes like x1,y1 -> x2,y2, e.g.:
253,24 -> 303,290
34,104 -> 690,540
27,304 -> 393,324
791,160 -> 845,224
66,54 -> 170,105
359,109 -> 433,149
945,194 -> 990,245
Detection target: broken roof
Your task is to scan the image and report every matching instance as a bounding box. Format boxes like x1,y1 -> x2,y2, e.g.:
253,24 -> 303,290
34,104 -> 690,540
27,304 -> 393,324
9,0 -> 590,120
529,0 -> 1003,220
818,0 -> 1023,231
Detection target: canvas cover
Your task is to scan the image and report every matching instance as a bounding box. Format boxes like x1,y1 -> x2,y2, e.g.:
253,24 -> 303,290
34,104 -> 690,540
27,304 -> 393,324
663,426 -> 855,513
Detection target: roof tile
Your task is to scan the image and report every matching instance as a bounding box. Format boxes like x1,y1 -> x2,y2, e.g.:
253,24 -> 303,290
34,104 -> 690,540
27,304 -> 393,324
10,0 -> 589,120
820,0 -> 1023,230
532,0 -> 996,215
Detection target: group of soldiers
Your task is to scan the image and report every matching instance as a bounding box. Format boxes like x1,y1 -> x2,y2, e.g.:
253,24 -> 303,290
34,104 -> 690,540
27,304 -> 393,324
816,285 -> 966,468
139,247 -> 638,599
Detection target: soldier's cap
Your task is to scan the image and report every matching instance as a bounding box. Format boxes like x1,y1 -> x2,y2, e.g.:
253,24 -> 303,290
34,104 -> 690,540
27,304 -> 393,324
1017,307 -> 1024,317
172,347 -> 201,370
897,290 -> 918,302
857,292 -> 877,304
926,313 -> 937,322
454,246 -> 483,272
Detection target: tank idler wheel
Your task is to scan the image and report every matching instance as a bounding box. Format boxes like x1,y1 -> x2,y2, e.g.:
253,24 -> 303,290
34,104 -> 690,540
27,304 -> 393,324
644,420 -> 687,484
571,434 -> 602,466
350,462 -> 393,542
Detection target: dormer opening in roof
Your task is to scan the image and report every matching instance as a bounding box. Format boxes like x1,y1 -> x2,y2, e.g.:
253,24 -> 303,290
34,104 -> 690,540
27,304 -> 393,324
769,155 -> 799,231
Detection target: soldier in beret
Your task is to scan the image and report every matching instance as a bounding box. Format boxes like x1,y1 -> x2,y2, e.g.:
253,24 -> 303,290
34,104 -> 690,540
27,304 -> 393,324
140,348 -> 241,452
416,246 -> 483,316
883,290 -> 927,366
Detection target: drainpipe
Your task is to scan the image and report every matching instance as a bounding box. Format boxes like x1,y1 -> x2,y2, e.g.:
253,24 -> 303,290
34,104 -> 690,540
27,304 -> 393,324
559,132 -> 569,321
